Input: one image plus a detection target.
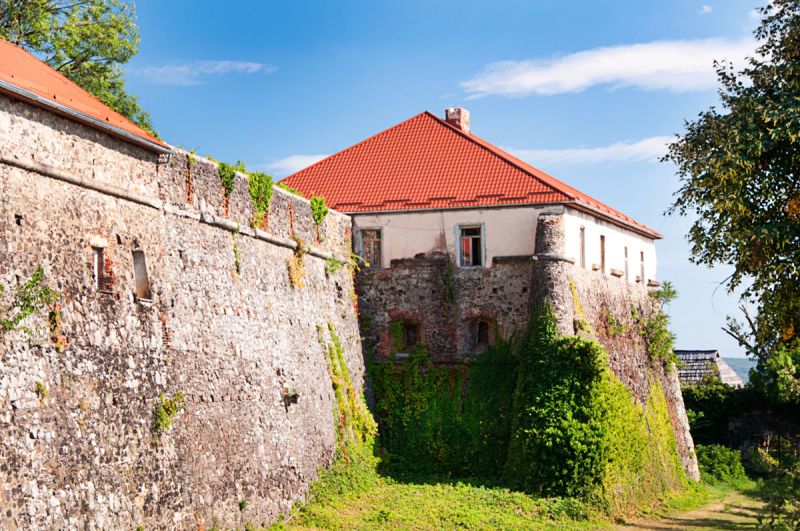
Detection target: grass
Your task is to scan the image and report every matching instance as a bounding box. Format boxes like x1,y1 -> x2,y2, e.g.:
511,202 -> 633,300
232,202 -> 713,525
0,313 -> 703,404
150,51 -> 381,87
273,475 -> 606,530
234,449 -> 761,531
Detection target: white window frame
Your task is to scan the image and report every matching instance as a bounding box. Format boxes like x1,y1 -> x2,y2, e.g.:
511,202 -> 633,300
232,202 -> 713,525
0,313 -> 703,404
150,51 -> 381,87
356,226 -> 383,269
455,223 -> 486,268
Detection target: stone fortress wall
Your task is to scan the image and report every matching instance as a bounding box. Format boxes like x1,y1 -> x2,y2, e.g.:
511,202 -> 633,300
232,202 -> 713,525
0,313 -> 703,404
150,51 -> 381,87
357,213 -> 700,481
0,92 -> 363,529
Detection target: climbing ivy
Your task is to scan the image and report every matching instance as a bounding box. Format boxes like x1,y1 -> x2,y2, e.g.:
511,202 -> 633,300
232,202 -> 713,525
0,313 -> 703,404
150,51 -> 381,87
247,171 -> 274,229
318,322 -> 377,457
368,306 -> 686,516
0,268 -> 59,336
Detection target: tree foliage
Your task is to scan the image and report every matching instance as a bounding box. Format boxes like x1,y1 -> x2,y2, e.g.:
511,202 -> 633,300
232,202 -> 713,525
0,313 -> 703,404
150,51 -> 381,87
665,0 -> 800,401
0,0 -> 154,134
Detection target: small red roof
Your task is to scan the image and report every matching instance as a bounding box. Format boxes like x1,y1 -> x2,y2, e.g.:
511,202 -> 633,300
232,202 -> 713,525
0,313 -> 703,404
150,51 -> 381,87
282,111 -> 660,238
0,38 -> 167,151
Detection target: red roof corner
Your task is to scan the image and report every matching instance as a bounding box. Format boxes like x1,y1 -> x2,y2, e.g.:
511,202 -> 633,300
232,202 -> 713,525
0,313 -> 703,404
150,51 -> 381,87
0,38 -> 169,153
281,111 -> 661,239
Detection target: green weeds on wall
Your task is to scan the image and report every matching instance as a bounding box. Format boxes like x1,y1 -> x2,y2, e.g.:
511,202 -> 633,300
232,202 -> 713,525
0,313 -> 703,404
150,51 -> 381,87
247,171 -> 274,229
218,162 -> 237,198
632,281 -> 679,367
0,268 -> 60,337
153,391 -> 185,434
311,196 -> 329,226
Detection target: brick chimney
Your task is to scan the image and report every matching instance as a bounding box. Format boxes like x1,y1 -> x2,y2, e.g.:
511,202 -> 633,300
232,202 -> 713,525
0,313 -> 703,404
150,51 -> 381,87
445,107 -> 470,133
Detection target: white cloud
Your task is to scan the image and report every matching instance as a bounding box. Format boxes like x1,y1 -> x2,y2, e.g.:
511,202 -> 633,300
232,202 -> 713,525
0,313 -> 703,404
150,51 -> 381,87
264,154 -> 329,176
131,60 -> 276,85
506,136 -> 673,166
461,38 -> 754,98
699,5 -> 713,14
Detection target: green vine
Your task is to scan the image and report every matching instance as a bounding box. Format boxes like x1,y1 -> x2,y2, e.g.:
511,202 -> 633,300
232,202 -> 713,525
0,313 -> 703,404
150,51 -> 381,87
317,322 -> 377,457
218,162 -> 237,198
0,268 -> 59,336
153,391 -> 185,434
187,148 -> 197,167
247,171 -> 274,229
389,320 -> 405,352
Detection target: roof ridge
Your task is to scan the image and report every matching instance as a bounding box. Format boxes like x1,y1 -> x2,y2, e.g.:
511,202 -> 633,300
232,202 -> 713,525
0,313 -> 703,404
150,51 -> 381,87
425,113 -> 661,237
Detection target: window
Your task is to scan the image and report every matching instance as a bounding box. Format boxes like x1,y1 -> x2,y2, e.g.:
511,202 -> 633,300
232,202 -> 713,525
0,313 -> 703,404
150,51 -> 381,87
403,322 -> 419,348
459,225 -> 483,267
132,250 -> 152,301
624,246 -> 629,282
360,229 -> 382,268
599,235 -> 606,274
579,226 -> 586,269
92,246 -> 113,292
640,251 -> 645,283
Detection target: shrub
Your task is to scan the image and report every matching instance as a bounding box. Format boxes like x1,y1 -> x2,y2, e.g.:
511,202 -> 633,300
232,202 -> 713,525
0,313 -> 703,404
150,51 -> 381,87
695,444 -> 747,484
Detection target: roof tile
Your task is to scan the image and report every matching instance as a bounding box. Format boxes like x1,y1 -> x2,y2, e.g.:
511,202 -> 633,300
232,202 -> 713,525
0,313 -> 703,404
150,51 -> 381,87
0,38 -> 166,149
282,112 -> 659,238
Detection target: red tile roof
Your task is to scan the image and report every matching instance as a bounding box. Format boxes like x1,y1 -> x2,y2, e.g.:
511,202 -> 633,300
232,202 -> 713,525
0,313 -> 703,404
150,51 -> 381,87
0,38 -> 168,152
282,111 -> 660,238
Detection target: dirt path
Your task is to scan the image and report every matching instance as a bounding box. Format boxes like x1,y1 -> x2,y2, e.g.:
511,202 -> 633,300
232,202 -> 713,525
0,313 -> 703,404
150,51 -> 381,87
616,491 -> 764,530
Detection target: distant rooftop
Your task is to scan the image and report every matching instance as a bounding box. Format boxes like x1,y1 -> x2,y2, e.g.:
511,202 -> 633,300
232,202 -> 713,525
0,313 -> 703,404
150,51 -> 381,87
675,350 -> 745,388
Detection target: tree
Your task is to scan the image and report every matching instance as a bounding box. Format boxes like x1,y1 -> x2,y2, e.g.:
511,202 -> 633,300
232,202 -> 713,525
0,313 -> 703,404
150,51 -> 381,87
0,0 -> 155,134
664,0 -> 800,403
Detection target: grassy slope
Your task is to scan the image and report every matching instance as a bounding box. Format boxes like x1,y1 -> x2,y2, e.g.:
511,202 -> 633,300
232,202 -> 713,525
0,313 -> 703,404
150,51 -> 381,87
263,463 -> 756,530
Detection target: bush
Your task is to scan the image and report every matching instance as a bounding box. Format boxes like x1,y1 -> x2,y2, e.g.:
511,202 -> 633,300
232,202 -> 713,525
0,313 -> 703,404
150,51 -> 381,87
695,444 -> 747,484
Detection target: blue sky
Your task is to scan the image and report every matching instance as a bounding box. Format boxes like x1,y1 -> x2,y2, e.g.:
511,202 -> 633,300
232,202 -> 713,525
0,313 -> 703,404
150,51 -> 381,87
125,0 -> 767,357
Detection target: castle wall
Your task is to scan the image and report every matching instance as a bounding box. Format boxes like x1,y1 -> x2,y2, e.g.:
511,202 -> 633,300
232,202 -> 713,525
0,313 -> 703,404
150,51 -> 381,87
357,212 -> 699,481
0,93 -> 363,529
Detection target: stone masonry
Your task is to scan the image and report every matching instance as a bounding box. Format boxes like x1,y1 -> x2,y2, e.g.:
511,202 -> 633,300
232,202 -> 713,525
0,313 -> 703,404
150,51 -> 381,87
357,213 -> 700,481
0,93 -> 363,529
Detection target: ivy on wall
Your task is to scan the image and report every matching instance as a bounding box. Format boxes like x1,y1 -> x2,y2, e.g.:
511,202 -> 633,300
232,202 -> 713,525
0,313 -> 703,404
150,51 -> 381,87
367,305 -> 686,516
318,322 -> 377,458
